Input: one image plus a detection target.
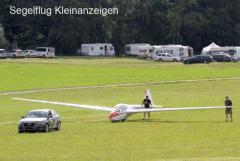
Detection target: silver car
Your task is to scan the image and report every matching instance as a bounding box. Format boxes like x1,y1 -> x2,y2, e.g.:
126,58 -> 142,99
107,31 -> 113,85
24,50 -> 34,57
18,109 -> 61,133
152,52 -> 181,62
7,49 -> 25,58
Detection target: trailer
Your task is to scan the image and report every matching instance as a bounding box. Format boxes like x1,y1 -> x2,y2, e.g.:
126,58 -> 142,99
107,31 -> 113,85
151,45 -> 193,60
125,44 -> 152,57
81,43 -> 115,56
0,49 -> 7,58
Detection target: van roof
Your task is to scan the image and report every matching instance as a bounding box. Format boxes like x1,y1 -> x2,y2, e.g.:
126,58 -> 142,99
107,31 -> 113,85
81,43 -> 113,46
36,47 -> 55,48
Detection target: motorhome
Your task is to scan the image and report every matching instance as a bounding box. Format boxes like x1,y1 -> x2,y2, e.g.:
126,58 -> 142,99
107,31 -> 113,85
202,46 -> 240,60
125,44 -> 152,57
151,45 -> 193,60
80,43 -> 115,56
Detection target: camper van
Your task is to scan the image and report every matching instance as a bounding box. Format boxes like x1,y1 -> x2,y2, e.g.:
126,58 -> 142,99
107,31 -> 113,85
81,44 -> 115,56
203,46 -> 240,61
125,44 -> 152,57
32,47 -> 55,58
151,45 -> 193,60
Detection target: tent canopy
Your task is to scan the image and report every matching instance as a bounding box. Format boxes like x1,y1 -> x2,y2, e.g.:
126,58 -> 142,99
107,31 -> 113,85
202,42 -> 220,54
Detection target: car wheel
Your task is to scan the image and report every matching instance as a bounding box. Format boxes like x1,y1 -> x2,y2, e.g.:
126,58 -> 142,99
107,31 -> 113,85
55,121 -> 61,131
173,59 -> 177,62
158,58 -> 163,62
203,60 -> 209,64
43,55 -> 46,58
45,124 -> 49,133
18,130 -> 24,133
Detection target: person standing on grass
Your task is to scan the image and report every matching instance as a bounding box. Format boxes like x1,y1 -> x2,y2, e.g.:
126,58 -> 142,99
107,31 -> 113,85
225,96 -> 233,122
141,95 -> 152,120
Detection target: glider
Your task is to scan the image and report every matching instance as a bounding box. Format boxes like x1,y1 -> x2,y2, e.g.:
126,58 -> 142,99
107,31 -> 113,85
13,89 -> 225,122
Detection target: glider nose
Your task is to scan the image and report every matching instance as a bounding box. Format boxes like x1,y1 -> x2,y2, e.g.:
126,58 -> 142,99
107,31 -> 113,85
109,111 -> 119,120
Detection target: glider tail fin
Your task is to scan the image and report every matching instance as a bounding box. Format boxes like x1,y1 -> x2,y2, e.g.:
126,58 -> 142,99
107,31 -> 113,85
145,89 -> 163,108
145,89 -> 154,106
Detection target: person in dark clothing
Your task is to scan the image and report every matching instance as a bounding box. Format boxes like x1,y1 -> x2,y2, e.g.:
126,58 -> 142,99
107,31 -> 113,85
141,96 -> 152,120
225,96 -> 232,122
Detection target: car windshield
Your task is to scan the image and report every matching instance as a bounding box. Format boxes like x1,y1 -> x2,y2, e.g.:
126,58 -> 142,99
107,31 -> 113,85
25,111 -> 48,118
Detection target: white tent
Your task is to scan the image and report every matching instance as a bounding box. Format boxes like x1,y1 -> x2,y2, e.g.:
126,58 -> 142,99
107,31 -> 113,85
201,42 -> 220,54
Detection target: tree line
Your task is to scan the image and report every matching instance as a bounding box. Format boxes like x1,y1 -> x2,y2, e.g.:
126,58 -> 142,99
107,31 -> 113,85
0,0 -> 240,55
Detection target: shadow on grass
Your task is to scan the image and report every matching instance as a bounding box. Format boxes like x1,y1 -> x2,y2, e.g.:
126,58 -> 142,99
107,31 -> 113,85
78,119 -> 227,124
126,119 -> 226,124
56,56 -> 123,60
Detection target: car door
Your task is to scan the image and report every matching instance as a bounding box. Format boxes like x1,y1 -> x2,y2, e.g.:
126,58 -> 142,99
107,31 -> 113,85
166,54 -> 174,61
193,56 -> 200,63
161,53 -> 167,61
198,56 -> 204,63
223,55 -> 229,61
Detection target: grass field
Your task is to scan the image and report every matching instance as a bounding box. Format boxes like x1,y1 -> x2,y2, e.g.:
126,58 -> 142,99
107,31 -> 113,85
0,58 -> 240,161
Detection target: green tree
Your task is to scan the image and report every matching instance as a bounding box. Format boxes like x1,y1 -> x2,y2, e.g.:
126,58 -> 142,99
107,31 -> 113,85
0,23 -> 10,49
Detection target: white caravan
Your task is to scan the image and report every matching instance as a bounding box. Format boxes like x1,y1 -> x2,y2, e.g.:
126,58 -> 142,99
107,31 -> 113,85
13,89 -> 225,122
0,49 -> 7,58
151,45 -> 193,60
81,43 -> 115,56
202,46 -> 240,60
125,44 -> 152,57
33,47 -> 55,58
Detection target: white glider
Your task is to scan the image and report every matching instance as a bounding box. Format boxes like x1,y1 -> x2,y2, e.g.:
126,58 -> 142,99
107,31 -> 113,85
13,89 -> 225,122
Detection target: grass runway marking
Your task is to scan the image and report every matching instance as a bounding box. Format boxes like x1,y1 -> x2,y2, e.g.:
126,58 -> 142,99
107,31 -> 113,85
1,76 -> 240,96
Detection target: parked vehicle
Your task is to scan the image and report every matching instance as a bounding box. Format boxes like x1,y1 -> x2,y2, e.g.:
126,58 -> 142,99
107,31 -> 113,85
80,43 -> 115,56
7,49 -> 25,58
18,109 -> 61,133
212,53 -> 237,62
151,45 -> 193,60
24,50 -> 34,57
125,44 -> 152,57
183,55 -> 213,64
202,45 -> 240,61
0,49 -> 7,59
33,47 -> 55,58
152,52 -> 181,62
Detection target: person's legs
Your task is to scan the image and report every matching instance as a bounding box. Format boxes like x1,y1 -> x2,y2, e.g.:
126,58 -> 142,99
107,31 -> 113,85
225,109 -> 229,122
